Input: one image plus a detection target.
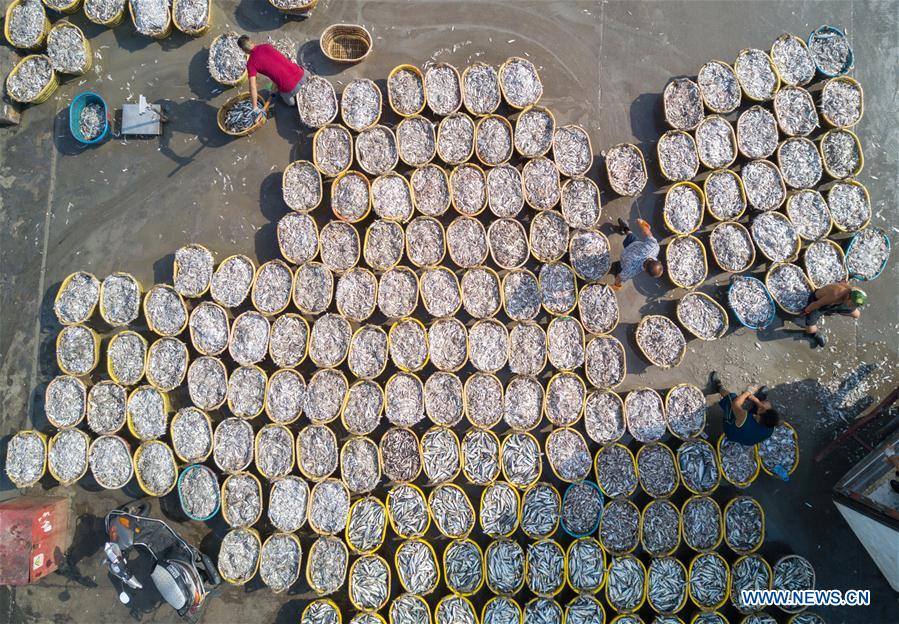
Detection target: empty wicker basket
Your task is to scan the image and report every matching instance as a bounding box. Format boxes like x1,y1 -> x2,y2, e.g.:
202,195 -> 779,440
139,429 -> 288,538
320,23 -> 372,63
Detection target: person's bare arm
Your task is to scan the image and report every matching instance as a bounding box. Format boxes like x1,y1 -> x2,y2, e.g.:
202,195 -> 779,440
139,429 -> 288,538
249,75 -> 259,111
636,218 -> 652,238
731,391 -> 753,426
804,284 -> 848,313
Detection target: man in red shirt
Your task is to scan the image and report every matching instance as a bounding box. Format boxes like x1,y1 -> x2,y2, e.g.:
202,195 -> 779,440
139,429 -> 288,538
238,35 -> 305,112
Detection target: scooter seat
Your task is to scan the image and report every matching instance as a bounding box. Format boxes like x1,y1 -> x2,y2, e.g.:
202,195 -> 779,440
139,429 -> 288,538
151,562 -> 189,611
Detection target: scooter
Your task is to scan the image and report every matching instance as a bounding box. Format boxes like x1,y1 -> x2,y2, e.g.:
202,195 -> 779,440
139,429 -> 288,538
104,501 -> 220,620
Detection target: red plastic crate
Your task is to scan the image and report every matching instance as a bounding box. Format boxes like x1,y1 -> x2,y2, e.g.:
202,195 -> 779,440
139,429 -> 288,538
0,496 -> 71,585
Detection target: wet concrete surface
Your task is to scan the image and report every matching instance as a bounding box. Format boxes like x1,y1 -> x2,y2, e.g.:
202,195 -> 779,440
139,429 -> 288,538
1,1 -> 898,623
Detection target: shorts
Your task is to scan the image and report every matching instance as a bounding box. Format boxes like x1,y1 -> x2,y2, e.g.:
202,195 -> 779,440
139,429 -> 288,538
806,302 -> 854,326
719,393 -> 738,425
279,77 -> 304,105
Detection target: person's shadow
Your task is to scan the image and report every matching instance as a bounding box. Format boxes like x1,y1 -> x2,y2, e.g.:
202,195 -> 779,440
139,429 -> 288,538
156,98 -> 234,177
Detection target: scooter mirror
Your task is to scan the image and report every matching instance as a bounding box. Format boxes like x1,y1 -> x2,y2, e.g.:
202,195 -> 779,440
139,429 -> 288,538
119,591 -> 131,604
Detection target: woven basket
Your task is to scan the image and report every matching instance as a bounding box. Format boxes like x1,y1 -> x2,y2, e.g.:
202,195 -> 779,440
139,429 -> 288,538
54,271 -> 99,325
84,0 -> 126,26
345,496 -> 387,554
687,552 -> 730,609
640,500 -> 681,556
56,324 -> 100,376
765,263 -> 813,315
424,62 -> 462,116
498,56 -> 543,110
717,435 -> 759,488
635,315 -> 687,368
44,0 -> 83,14
126,385 -> 171,440
710,221 -> 755,273
696,114 -> 737,169
723,496 -> 765,554
393,538 -> 438,595
5,0 -> 50,49
387,64 -> 426,117
735,48 -> 781,102
48,429 -> 90,486
678,439 -> 721,495
646,557 -> 689,614
820,75 -> 864,128
132,440 -> 177,496
7,430 -> 48,487
676,291 -> 729,341
221,471 -> 262,527
128,0 -> 172,39
474,114 -> 513,166
312,124 -> 353,178
6,55 -> 58,104
730,555 -> 773,614
99,272 -> 143,325
827,178 -> 871,233
603,552 -> 646,608
804,238 -> 848,289
819,128 -> 864,179
217,93 -> 268,137
681,495 -> 724,553
808,25 -> 854,77
663,181 -> 706,234
319,22 -> 371,63
657,129 -> 699,182
595,442 -> 637,499
441,538 -> 484,596
218,527 -> 260,585
500,432 -> 542,489
176,463 -> 219,520
170,407 -> 213,463
254,424 -> 295,480
757,421 -> 800,476
514,105 -> 556,158
48,21 -> 92,75
172,0 -> 211,35
349,553 -> 392,609
482,597 -> 522,623
208,32 -> 247,87
636,442 -> 680,498
703,168 -> 747,221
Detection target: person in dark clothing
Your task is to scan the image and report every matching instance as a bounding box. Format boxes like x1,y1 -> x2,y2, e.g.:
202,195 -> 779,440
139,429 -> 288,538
709,371 -> 779,446
238,35 -> 306,111
801,281 -> 866,348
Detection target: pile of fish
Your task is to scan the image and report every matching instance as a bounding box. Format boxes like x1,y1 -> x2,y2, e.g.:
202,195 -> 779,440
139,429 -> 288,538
78,103 -> 105,141
654,26 -> 888,337
222,98 -> 261,133
6,51 -> 832,621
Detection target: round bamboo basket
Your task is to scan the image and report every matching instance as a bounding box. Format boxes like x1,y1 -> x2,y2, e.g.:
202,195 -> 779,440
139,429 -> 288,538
479,483 -> 520,538
132,439 -> 177,496
406,216 -> 447,269
254,423 -> 295,479
107,330 -> 148,384
340,78 -> 380,132
710,221 -> 755,273
217,93 -> 267,137
99,272 -> 143,326
545,427 -> 590,483
594,442 -> 637,499
636,441 -> 680,498
282,160 -> 323,212
348,553 -> 391,610
450,163 -> 488,216
226,364 -> 268,419
44,0 -> 83,14
537,262 -> 577,315
250,259 -> 294,316
437,112 -> 475,164
387,64 -> 426,117
84,0 -> 126,26
482,597 -> 521,624
827,178 -> 871,233
173,243 -> 214,298
514,105 -> 556,158
170,407 -> 213,463
635,316 -> 687,368
723,495 -> 766,555
419,426 -> 460,484
735,48 -> 781,101
207,33 -> 247,87
146,337 -> 189,391
775,555 -> 817,614
54,271 -> 99,325
347,326 -> 387,380
474,113 -> 514,166
804,238 -> 848,289
696,114 -> 737,169
394,538 -> 440,595
461,427 -> 501,483
128,0 -> 172,39
498,56 -> 543,109
757,421 -> 800,476
187,356 -> 228,411
5,55 -> 58,104
717,434 -> 760,488
300,599 -> 342,623
564,537 -> 605,592
819,128 -> 864,179
5,0 -> 50,49
221,471 -> 262,528
664,181 -> 706,235
730,555 -> 773,614
676,291 -> 729,341
188,302 -> 229,356
640,499 -> 682,556
143,284 -> 187,336
319,22 -> 371,63
386,483 -> 430,538
688,552 -> 730,610
441,538 -> 484,596
604,553 -> 646,611
427,483 -> 474,538
396,115 -> 437,167
770,33 -> 814,86
520,482 -> 560,539
313,124 -> 353,178
259,532 -> 301,593
126,385 -> 171,441
345,495 -> 387,554
48,21 -> 92,74
218,527 -> 260,585
681,494 -> 724,553
657,130 -> 699,182
89,435 -> 134,490
461,62 -> 500,116
605,142 -> 647,197
785,191 -> 833,241
677,439 -> 721,495
500,431 -> 543,489
765,262 -> 813,315
56,324 -> 100,376
820,75 -> 864,128
172,0 -> 211,35
7,430 -> 48,487
703,168 -> 747,221
424,62 -> 462,116
646,557 -> 689,614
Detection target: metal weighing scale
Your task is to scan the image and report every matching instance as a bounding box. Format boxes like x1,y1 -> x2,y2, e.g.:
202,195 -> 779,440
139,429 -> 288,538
121,95 -> 165,136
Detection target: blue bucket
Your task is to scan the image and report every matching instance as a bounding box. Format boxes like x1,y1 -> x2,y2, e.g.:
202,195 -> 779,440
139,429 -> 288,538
560,480 -> 604,538
177,464 -> 220,521
69,91 -> 109,144
846,227 -> 890,281
728,275 -> 776,330
807,25 -> 854,77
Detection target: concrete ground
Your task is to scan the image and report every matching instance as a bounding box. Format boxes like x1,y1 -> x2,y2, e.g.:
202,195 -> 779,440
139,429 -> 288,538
1,1 -> 897,623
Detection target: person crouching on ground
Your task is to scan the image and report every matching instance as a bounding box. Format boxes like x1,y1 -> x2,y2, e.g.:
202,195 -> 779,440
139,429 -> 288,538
708,371 -> 779,446
801,281 -> 866,348
612,217 -> 664,290
238,35 -> 305,114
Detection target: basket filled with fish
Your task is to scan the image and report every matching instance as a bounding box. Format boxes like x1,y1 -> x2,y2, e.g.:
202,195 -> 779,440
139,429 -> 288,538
172,0 -> 210,35
306,536 -> 348,596
647,557 -> 688,614
664,77 -> 703,130
681,495 -> 723,552
346,496 -> 387,554
560,481 -> 603,538
475,114 -> 514,166
846,227 -> 890,281
807,25 -> 853,77
657,130 -> 699,182
54,271 -> 99,325
637,442 -> 680,498
395,538 -> 440,596
187,356 -> 227,411
520,482 -> 561,539
526,539 -> 566,597
766,262 -> 813,315
819,128 -> 863,179
731,554 -> 773,614
751,211 -> 800,263
297,423 -> 339,481
217,93 -> 267,137
718,435 -> 760,488
255,423 -> 294,480
213,416 -> 254,473
462,61 -> 500,116
170,407 -> 212,463
741,159 -> 786,211
595,443 -> 638,499
442,538 -> 484,596
626,386 -> 670,448
703,168 -> 746,221
313,124 -> 353,178
688,552 -> 730,610
208,33 -> 247,86
777,136 -> 823,189
677,292 -> 729,341
515,105 -> 555,158
297,75 -> 338,128
773,555 -> 816,613
424,62 -> 462,116
5,430 -> 47,488
827,179 -> 871,232
728,275 -> 776,330
665,235 -> 708,289
804,239 -> 848,289
757,421 -> 799,476
641,498 -> 681,556
599,499 -> 641,556
340,435 -> 381,493
176,463 -> 219,521
89,435 -> 134,490
56,324 -> 99,376
785,190 -> 832,241
397,115 -> 436,167
696,114 -> 737,169
605,143 -> 647,197
217,527 -> 260,585
133,439 -> 177,496
605,554 -> 646,612
820,75 -> 863,128
664,182 -> 704,235
106,330 -> 149,386
479,481 -> 520,538
268,475 -> 309,533
734,48 -> 780,101
341,77 -> 381,131
129,0 -> 172,38
259,532 -> 301,594
553,124 -> 592,177
47,22 -> 92,75
585,335 -> 626,390
5,0 -> 49,50
485,539 -> 525,596
221,471 -> 262,528
461,428 -> 501,484
126,385 -> 169,441
566,536 -> 605,593
388,64 -> 425,117
678,439 -> 720,495
45,375 -> 86,429
770,33 -> 816,86
636,315 -> 687,368
450,163 -> 488,216
724,496 -> 766,555
6,54 -> 58,105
